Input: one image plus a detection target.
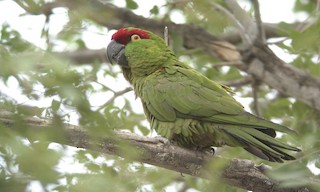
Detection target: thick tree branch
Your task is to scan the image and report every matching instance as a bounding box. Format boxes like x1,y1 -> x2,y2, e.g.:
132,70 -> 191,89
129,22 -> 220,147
58,48 -> 107,64
0,111 -> 309,192
225,0 -> 320,112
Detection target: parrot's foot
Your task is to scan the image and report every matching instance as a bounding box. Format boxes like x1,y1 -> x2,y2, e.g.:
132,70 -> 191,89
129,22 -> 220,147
190,147 -> 215,159
202,147 -> 215,156
196,147 -> 215,156
256,163 -> 271,173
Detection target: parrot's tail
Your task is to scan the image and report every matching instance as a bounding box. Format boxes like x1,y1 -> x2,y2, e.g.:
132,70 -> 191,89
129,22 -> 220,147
223,127 -> 301,163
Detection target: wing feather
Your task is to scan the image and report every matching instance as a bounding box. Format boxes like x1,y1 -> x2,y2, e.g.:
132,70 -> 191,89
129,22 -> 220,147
142,66 -> 244,122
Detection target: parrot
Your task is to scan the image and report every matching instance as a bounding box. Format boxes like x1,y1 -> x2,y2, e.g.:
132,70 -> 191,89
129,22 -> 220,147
106,27 -> 300,162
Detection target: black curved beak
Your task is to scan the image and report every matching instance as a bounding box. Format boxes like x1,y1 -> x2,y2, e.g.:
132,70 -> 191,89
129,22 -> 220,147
106,40 -> 129,68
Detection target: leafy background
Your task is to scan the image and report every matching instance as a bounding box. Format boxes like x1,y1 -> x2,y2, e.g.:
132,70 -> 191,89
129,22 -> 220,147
0,0 -> 320,191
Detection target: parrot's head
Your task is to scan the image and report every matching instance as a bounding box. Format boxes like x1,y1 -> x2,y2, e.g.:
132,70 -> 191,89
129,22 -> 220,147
106,27 -> 175,78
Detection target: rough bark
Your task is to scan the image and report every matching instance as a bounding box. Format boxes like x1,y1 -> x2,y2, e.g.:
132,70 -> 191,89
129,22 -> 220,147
0,111 -> 309,192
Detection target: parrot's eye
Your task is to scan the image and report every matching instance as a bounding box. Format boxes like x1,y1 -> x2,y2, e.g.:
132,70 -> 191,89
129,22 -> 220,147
131,34 -> 141,42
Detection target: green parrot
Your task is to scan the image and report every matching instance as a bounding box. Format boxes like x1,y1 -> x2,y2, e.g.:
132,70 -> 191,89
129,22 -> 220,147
106,27 -> 300,162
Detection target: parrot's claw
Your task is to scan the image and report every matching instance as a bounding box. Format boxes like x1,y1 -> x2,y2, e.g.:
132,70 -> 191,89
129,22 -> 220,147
208,147 -> 215,156
256,163 -> 271,173
196,147 -> 215,156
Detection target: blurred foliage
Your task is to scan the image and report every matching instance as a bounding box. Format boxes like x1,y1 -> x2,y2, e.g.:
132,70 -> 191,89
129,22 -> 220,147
0,0 -> 320,191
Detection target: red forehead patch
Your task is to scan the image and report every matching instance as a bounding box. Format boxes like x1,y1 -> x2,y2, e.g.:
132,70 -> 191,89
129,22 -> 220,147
111,28 -> 151,45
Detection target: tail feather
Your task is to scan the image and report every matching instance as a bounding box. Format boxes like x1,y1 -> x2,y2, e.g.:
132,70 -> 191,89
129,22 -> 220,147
260,140 -> 298,160
245,143 -> 297,162
222,125 -> 300,162
242,128 -> 300,151
207,112 -> 297,135
243,145 -> 271,161
257,127 -> 276,137
244,145 -> 284,163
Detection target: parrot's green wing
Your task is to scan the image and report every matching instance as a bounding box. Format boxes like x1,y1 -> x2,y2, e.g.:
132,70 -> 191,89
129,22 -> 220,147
143,66 -> 294,134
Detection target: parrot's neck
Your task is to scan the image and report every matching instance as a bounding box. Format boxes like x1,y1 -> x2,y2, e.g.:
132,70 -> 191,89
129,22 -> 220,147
129,62 -> 189,99
131,52 -> 176,75
129,65 -> 165,97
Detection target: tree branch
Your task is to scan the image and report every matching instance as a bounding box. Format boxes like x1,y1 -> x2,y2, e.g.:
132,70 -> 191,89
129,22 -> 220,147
0,111 -> 309,192
220,22 -> 311,44
211,2 -> 252,46
251,0 -> 266,43
211,60 -> 244,68
223,76 -> 253,88
58,49 -> 107,64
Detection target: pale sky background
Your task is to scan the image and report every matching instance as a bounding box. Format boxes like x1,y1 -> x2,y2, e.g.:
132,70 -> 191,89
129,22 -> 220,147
0,0 -> 316,191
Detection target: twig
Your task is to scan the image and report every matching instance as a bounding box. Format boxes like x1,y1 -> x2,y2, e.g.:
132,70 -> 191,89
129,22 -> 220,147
212,60 -> 244,68
42,14 -> 52,50
97,87 -> 133,111
251,0 -> 266,43
252,78 -> 261,116
223,76 -> 253,88
94,80 -> 116,93
164,26 -> 169,46
296,0 -> 320,32
211,2 -> 252,46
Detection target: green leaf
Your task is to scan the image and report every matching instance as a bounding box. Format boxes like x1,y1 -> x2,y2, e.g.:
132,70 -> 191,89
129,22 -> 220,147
292,100 -> 311,118
16,105 -> 44,117
268,162 -> 312,186
315,158 -> 320,169
15,142 -> 62,184
51,99 -> 61,112
125,0 -> 138,10
263,98 -> 292,119
293,0 -> 316,13
85,162 -> 101,173
137,124 -> 150,136
290,21 -> 320,53
291,53 -> 320,77
150,5 -> 159,15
